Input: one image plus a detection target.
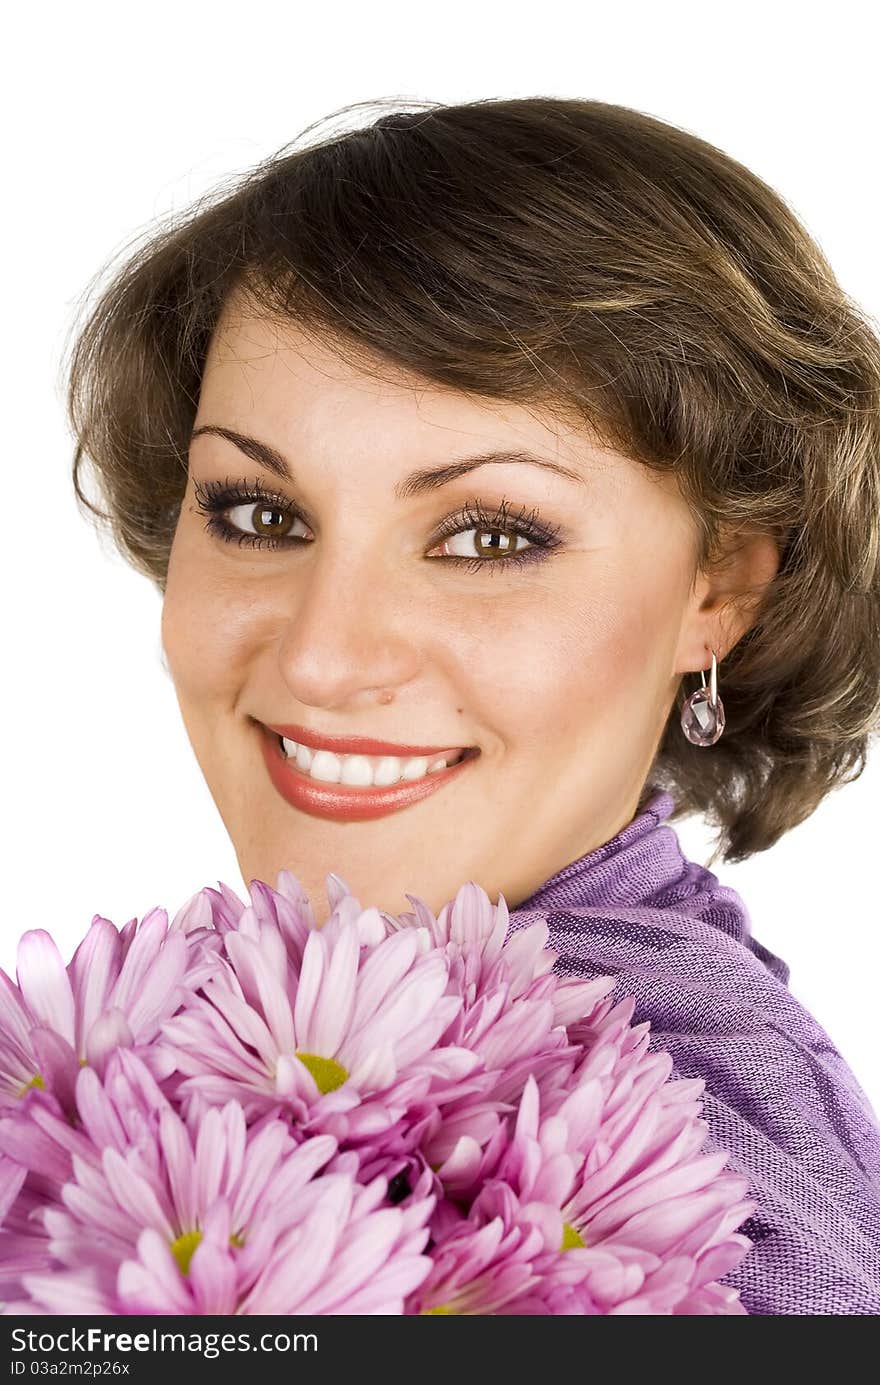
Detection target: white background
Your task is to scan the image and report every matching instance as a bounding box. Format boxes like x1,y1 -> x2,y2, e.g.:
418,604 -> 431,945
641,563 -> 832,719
3,1 -> 878,1113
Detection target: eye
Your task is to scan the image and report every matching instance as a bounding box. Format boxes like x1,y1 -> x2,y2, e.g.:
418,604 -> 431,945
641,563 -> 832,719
430,526 -> 534,560
223,500 -> 310,543
192,476 -> 311,550
191,477 -> 564,573
426,497 -> 564,572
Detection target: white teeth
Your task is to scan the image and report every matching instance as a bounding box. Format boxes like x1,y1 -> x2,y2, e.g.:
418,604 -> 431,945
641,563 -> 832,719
339,755 -> 374,786
401,756 -> 429,781
309,749 -> 343,783
373,756 -> 403,786
279,737 -> 465,788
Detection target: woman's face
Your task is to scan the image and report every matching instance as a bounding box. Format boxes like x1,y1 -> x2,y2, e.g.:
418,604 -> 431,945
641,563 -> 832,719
162,292 -> 716,924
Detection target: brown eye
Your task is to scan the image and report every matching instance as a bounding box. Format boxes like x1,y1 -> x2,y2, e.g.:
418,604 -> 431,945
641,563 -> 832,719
195,478 -> 562,567
426,495 -> 563,572
226,502 -> 308,541
436,526 -> 531,559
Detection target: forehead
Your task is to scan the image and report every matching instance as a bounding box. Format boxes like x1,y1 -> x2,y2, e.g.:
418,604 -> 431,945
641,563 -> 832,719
202,290 -> 569,444
198,286 -> 680,510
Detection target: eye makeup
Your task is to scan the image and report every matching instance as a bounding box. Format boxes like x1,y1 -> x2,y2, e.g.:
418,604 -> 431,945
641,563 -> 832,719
191,475 -> 565,573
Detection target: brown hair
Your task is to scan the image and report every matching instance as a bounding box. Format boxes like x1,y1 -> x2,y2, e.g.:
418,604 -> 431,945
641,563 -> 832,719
64,96 -> 880,864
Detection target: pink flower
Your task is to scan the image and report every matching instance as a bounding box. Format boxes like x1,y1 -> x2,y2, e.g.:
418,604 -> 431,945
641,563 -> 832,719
1,1050 -> 169,1297
2,1050 -> 434,1315
1,870 -> 757,1315
393,883 -> 616,1194
395,881 -> 613,1035
413,1205 -> 549,1315
409,1058 -> 754,1315
0,907 -> 219,1115
161,907 -> 479,1144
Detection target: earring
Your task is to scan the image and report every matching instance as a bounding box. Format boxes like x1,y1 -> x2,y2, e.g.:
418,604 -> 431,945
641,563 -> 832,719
680,648 -> 725,746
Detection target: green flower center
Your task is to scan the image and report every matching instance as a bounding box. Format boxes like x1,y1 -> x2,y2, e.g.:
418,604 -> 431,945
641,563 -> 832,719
171,1229 -> 203,1275
18,1073 -> 45,1097
294,1052 -> 348,1094
560,1222 -> 586,1251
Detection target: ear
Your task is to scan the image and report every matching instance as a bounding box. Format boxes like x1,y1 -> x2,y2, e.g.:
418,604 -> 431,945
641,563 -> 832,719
674,526 -> 782,673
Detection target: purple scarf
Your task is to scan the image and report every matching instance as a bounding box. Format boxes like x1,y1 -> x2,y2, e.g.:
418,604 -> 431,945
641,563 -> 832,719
511,787 -> 880,1315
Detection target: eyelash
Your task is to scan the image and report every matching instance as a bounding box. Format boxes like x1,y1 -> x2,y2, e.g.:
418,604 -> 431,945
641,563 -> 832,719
191,475 -> 564,574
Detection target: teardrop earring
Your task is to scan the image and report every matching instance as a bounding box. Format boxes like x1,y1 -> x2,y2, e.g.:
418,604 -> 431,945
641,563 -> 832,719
680,648 -> 725,746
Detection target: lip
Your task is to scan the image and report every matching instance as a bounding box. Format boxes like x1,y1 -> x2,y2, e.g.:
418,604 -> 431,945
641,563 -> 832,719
258,723 -> 480,823
263,721 -> 470,758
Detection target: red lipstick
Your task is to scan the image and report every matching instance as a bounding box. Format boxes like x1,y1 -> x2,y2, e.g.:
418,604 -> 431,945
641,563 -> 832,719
257,723 -> 479,823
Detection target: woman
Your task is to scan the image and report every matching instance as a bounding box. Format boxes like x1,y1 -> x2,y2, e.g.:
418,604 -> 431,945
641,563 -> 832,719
66,96 -> 880,1313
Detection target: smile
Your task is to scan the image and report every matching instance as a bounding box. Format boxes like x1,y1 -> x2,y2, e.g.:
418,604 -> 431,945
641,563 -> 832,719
258,724 -> 480,822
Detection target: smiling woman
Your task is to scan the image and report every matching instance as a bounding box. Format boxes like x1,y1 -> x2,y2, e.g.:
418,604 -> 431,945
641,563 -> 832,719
161,299 -> 727,912
61,95 -> 880,1313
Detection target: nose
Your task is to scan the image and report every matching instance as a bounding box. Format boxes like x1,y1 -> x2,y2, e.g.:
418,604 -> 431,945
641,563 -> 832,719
273,545 -> 421,711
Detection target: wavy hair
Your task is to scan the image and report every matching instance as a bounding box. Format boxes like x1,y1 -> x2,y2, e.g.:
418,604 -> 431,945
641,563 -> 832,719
64,96 -> 880,863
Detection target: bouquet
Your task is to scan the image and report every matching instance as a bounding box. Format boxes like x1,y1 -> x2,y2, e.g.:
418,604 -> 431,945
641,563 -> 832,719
0,870 -> 755,1314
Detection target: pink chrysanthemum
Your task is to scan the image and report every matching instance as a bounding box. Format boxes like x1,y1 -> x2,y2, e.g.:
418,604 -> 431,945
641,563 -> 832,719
0,908 -> 219,1114
0,1050 -> 434,1315
394,883 -> 616,1192
408,1068 -> 754,1315
1,870 -> 757,1315
160,907 -> 485,1143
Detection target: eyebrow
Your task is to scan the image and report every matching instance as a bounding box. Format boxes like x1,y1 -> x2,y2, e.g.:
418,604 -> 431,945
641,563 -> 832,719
189,424 -> 585,499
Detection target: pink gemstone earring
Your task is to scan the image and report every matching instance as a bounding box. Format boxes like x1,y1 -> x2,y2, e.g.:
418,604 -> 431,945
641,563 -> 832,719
680,648 -> 725,746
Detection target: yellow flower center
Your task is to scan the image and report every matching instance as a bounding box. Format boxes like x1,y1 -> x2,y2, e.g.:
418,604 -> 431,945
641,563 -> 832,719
18,1073 -> 45,1097
171,1227 -> 246,1272
561,1222 -> 586,1251
294,1052 -> 348,1094
171,1229 -> 203,1275
422,1305 -> 456,1314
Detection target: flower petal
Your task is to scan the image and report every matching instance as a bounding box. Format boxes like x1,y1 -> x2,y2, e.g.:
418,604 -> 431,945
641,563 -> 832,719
16,932 -> 75,1046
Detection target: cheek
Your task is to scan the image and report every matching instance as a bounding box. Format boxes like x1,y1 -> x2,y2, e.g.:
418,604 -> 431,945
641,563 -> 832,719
529,614 -> 625,739
452,586 -> 618,742
478,566 -> 681,745
161,538 -> 263,698
569,566 -> 689,746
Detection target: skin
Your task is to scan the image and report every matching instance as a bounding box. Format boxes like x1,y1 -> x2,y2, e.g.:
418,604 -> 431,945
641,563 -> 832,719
161,287 -> 781,925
